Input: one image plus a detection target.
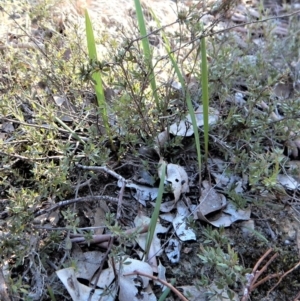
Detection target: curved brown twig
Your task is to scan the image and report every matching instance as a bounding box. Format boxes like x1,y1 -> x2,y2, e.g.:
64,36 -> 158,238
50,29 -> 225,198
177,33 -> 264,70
123,270 -> 188,301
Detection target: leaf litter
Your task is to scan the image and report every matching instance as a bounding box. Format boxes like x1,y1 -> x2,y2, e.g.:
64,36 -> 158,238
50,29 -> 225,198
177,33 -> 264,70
1,0 -> 300,300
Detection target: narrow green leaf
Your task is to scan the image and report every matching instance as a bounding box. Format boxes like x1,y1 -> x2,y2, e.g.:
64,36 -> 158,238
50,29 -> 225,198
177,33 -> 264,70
85,10 -> 112,143
145,161 -> 166,259
150,9 -> 202,175
158,278 -> 175,301
54,117 -> 86,144
201,37 -> 209,163
133,0 -> 160,110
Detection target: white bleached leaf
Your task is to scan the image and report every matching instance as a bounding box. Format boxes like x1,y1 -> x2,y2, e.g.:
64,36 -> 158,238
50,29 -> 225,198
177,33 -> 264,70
157,200 -> 176,212
118,258 -> 157,301
73,251 -> 105,280
170,80 -> 182,90
94,266 -> 115,288
159,213 -> 175,223
194,181 -> 249,228
177,199 -> 190,216
134,215 -> 168,252
154,130 -> 169,151
53,95 -> 66,106
223,202 -> 251,222
169,105 -> 219,136
277,174 -> 300,190
56,267 -> 115,301
156,261 -> 167,290
119,277 -> 156,301
165,238 -> 181,263
120,258 -> 153,288
118,180 -> 158,206
173,214 -> 196,241
158,161 -> 189,202
173,201 -> 196,241
197,201 -> 250,228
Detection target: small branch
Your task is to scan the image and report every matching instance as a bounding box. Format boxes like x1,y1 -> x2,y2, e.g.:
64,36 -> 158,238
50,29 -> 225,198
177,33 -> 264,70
267,260 -> 300,296
252,248 -> 273,273
33,225 -> 106,231
251,252 -> 278,288
117,180 -> 125,220
0,42 -> 45,51
251,272 -> 283,290
70,224 -> 149,246
293,290 -> 300,301
34,196 -> 119,217
123,270 -> 188,301
76,164 -> 128,184
241,248 -> 278,301
0,151 -> 86,162
162,10 -> 300,60
88,237 -> 114,301
1,118 -> 89,140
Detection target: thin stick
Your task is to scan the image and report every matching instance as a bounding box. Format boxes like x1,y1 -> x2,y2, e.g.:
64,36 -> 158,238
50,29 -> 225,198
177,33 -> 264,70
123,270 -> 188,301
267,261 -> 300,296
251,252 -> 278,288
251,272 -> 283,290
88,237 -> 114,301
293,290 -> 300,301
34,195 -> 119,217
76,164 -> 128,184
252,248 -> 273,273
70,224 -> 149,245
241,249 -> 277,301
117,180 -> 125,220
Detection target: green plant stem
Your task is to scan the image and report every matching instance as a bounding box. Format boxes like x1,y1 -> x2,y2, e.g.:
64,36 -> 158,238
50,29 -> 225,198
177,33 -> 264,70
134,0 -> 160,110
151,9 -> 202,187
159,278 -> 175,301
85,10 -> 114,149
200,37 -> 209,164
145,161 -> 166,259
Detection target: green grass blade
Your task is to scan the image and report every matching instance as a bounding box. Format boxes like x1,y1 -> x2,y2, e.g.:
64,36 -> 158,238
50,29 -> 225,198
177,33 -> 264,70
145,161 -> 166,259
200,37 -> 209,163
33,101 -> 86,144
54,117 -> 86,144
47,285 -> 57,301
133,0 -> 160,110
85,10 -> 97,60
150,9 -> 202,175
85,10 -> 111,140
158,278 -> 175,301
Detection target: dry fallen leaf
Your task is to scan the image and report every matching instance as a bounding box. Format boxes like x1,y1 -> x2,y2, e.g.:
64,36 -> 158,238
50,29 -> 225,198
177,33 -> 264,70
196,181 -> 227,218
118,179 -> 158,206
134,215 -> 169,272
193,181 -> 249,227
56,267 -> 115,301
158,159 -> 189,202
169,105 -> 219,137
173,200 -> 196,241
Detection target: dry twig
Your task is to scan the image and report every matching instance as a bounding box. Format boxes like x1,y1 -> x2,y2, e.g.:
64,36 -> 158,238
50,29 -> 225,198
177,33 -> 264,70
34,195 -> 119,217
267,260 -> 300,297
241,248 -> 281,301
123,270 -> 188,301
70,224 -> 149,247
